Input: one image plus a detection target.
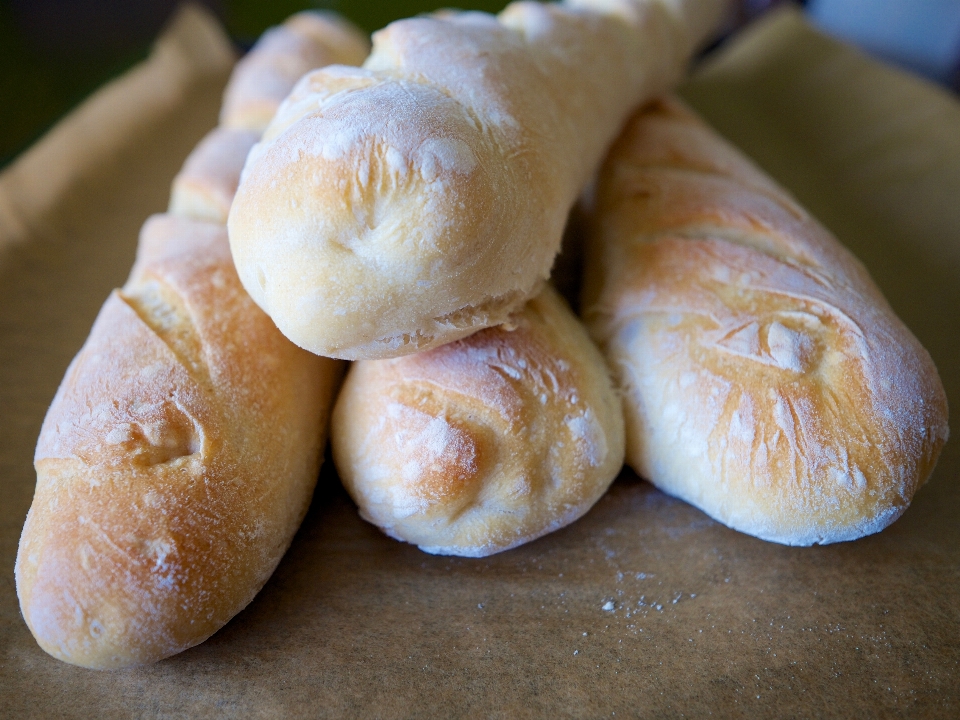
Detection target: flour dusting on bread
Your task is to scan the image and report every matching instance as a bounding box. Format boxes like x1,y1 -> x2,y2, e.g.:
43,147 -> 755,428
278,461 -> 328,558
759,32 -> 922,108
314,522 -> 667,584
583,97 -> 949,545
333,285 -> 625,556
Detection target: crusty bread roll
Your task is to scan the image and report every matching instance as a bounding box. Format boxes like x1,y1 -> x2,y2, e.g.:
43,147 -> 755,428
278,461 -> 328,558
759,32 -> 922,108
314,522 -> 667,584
228,0 -> 729,360
16,215 -> 342,669
169,126 -> 259,223
219,11 -> 370,133
332,284 -> 625,557
581,97 -> 949,545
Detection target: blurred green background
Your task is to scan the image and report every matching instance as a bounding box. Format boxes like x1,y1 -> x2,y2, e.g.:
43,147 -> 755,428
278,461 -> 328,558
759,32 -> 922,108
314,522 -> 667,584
0,0 -> 508,168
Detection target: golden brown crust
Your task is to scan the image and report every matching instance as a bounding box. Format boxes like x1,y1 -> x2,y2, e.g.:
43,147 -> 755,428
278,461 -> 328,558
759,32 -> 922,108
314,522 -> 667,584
17,216 -> 342,669
219,11 -> 370,133
332,285 -> 625,556
228,0 -> 729,359
15,12 -> 366,669
582,97 -> 949,545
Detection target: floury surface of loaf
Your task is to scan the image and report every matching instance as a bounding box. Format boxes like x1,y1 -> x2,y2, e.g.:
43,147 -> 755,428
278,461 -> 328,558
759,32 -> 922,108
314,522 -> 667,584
169,11 -> 370,226
15,10 -> 363,670
228,0 -> 729,360
332,285 -> 625,557
169,126 -> 260,224
16,216 -> 342,669
582,98 -> 949,545
219,11 -> 370,133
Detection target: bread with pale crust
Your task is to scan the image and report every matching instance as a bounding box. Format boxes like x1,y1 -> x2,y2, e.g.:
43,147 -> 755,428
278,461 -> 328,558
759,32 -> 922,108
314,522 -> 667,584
332,284 -> 625,557
170,12 -> 369,225
581,97 -> 949,545
219,11 -> 369,133
228,0 -> 729,360
169,126 -> 260,224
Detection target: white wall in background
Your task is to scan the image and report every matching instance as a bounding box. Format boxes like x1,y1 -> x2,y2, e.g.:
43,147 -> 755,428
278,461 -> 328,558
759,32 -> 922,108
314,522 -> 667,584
807,0 -> 960,83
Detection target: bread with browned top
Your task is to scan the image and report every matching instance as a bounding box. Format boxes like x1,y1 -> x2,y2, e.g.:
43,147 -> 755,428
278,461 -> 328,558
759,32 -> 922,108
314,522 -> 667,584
16,12 -> 364,669
581,97 -> 949,545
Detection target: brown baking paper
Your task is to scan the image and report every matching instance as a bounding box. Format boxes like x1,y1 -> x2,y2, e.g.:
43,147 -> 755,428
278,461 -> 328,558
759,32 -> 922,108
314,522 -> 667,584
2,5 -> 959,717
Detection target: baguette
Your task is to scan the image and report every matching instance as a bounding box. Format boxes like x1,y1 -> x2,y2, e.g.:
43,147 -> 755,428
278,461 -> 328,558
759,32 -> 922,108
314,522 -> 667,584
17,216 -> 342,669
169,126 -> 260,224
228,0 -> 729,360
581,97 -> 949,545
170,11 -> 370,224
332,285 -> 625,557
219,11 -> 369,133
15,13 -> 365,669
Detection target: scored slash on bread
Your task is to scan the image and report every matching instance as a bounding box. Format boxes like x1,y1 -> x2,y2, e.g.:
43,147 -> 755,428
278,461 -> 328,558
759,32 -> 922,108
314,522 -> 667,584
581,97 -> 949,545
227,0 -> 730,360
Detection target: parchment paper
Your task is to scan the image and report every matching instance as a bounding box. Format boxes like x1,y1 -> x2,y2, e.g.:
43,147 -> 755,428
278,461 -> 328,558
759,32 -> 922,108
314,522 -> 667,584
1,5 -> 958,718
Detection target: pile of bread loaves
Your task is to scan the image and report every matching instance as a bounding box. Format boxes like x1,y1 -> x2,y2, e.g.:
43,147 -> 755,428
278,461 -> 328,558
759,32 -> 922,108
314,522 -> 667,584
16,0 -> 948,670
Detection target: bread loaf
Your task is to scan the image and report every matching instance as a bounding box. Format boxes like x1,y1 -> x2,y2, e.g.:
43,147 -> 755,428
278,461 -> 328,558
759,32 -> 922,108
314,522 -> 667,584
332,285 -> 625,557
581,97 -> 949,545
169,126 -> 260,224
16,216 -> 342,669
16,12 -> 365,669
227,0 -> 729,360
170,11 -> 370,225
219,11 -> 369,133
